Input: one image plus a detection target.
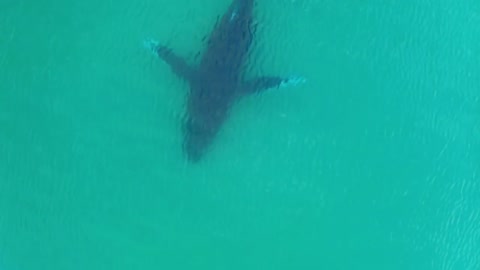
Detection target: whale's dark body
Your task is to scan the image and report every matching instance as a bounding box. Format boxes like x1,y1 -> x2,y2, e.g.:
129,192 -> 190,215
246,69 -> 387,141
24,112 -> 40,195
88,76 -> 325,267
146,0 -> 304,162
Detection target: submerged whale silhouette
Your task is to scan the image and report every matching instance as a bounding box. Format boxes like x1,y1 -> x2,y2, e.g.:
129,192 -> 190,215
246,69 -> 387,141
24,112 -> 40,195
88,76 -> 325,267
145,0 -> 305,162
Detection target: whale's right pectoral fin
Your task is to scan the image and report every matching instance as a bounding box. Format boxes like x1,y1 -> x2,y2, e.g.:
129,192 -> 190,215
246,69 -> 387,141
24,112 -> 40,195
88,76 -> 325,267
144,39 -> 196,82
240,75 -> 306,95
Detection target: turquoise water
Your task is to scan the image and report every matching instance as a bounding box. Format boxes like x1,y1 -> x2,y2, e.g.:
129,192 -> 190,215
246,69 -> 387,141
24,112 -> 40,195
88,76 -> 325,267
1,0 -> 479,269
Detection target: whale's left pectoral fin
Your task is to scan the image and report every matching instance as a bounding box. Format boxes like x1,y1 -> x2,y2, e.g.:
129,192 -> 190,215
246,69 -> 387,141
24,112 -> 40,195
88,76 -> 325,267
240,76 -> 306,95
144,39 -> 196,82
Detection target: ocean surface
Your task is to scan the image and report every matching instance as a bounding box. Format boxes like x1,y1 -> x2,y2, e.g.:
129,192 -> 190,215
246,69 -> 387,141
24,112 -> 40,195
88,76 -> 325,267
0,0 -> 479,269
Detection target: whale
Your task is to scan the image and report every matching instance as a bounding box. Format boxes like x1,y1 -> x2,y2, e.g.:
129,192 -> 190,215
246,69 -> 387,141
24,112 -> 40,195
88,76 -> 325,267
145,0 -> 305,162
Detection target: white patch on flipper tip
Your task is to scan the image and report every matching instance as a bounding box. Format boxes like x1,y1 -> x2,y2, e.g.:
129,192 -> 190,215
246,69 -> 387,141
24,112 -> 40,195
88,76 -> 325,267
143,39 -> 159,55
280,76 -> 307,88
230,11 -> 237,21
